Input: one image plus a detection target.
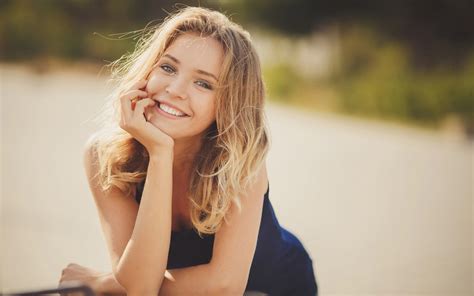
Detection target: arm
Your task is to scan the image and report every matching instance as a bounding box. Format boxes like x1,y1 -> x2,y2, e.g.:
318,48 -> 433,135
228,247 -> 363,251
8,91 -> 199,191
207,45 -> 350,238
158,264 -> 224,295
86,136 -> 267,294
93,264 -> 227,296
92,205 -> 257,296
92,265 -> 220,296
83,140 -> 173,296
87,186 -> 267,296
114,151 -> 173,295
159,163 -> 269,295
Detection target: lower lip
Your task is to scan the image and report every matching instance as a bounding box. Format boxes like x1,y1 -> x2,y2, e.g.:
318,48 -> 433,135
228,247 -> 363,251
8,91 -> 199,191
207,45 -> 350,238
155,103 -> 189,120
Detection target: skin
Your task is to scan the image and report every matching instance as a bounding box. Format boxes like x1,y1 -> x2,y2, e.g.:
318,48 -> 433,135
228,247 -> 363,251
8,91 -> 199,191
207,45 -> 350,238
143,33 -> 224,228
60,30 -> 268,296
60,33 -> 227,294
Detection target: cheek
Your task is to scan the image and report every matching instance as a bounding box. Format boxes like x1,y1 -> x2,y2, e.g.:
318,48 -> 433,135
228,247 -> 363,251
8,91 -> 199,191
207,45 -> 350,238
193,96 -> 216,117
208,104 -> 217,121
201,102 -> 217,124
146,72 -> 166,93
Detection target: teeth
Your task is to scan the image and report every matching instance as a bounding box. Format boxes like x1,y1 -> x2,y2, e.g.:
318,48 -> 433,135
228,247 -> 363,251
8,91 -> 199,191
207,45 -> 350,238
159,103 -> 186,117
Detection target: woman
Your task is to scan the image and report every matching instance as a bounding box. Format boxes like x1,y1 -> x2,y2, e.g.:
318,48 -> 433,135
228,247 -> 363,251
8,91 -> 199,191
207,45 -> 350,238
59,6 -> 318,295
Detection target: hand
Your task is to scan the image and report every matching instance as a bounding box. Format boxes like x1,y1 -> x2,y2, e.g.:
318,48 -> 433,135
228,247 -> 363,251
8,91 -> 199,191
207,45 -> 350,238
119,79 -> 175,155
58,263 -> 106,295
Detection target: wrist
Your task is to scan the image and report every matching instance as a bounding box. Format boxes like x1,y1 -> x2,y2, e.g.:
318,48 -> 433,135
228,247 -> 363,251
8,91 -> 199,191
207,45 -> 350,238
149,148 -> 174,162
146,138 -> 174,155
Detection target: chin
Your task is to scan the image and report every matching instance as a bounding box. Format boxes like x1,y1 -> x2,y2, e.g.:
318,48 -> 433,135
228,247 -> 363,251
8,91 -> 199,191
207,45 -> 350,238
149,119 -> 173,134
148,118 -> 188,140
148,112 -> 209,140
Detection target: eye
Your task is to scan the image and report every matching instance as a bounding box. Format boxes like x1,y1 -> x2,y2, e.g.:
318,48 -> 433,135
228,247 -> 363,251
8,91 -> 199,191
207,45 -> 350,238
196,80 -> 213,90
160,64 -> 175,74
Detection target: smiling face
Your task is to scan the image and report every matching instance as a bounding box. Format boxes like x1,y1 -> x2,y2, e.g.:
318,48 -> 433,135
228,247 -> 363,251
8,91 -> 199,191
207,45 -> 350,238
143,32 -> 224,141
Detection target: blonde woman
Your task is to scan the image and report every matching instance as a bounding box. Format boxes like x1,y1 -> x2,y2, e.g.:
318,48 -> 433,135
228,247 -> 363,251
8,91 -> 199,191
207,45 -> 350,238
59,6 -> 318,296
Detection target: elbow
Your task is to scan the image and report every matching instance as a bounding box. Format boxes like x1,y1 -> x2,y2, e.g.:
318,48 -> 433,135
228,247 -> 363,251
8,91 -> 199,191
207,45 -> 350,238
113,269 -> 160,296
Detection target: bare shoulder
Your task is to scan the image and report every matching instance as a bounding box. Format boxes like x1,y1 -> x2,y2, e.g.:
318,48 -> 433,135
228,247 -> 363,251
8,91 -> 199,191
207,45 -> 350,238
82,133 -> 137,201
82,134 -> 99,178
241,160 -> 268,201
82,135 -> 106,199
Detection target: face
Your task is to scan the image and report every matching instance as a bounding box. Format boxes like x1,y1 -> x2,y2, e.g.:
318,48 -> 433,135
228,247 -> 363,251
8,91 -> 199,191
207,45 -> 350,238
143,32 -> 224,140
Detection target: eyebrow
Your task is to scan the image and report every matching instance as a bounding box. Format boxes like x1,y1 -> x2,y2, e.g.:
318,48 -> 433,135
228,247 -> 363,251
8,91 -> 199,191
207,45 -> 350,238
162,54 -> 219,82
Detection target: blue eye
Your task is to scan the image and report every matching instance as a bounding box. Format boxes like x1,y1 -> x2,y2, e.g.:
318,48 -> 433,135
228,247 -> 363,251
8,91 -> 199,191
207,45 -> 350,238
196,80 -> 213,90
160,64 -> 175,73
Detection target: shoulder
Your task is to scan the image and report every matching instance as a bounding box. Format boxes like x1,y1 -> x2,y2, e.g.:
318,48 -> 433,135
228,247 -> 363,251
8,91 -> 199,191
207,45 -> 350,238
241,160 -> 268,202
82,133 -> 102,182
83,133 -> 100,157
256,161 -> 268,192
83,136 -> 97,166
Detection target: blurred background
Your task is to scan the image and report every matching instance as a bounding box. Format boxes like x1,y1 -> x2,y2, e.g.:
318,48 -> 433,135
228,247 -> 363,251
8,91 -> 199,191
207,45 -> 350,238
1,0 -> 473,295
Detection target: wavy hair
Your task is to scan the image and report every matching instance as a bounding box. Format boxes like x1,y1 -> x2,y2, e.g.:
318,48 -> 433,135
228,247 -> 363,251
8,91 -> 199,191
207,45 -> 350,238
88,6 -> 270,236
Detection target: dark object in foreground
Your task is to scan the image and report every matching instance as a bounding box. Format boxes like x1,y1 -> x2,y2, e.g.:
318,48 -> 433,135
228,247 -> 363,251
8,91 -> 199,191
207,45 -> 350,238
3,281 -> 95,296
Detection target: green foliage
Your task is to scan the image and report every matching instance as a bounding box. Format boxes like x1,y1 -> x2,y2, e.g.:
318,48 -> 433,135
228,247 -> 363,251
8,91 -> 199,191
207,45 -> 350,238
0,0 -> 217,61
1,1 -> 471,134
263,26 -> 473,134
334,26 -> 474,132
263,64 -> 303,102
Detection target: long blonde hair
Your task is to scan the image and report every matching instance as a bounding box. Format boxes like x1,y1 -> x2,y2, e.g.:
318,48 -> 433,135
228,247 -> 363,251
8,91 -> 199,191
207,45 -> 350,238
89,6 -> 270,236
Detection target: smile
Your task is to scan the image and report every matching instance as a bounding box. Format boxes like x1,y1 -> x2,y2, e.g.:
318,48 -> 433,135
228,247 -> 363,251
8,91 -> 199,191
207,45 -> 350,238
155,102 -> 190,119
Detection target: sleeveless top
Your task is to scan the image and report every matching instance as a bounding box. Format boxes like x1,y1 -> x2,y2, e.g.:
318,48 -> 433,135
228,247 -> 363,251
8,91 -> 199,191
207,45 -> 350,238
135,182 -> 318,295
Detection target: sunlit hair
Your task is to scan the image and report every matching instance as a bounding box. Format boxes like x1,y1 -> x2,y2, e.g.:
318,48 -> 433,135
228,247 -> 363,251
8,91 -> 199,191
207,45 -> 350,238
88,6 -> 270,236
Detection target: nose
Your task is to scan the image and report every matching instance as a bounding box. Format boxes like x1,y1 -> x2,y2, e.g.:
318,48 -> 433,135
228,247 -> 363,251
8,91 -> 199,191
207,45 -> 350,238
165,76 -> 188,100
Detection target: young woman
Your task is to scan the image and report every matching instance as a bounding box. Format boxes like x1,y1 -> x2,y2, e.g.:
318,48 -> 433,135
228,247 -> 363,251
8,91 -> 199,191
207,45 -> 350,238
59,6 -> 318,296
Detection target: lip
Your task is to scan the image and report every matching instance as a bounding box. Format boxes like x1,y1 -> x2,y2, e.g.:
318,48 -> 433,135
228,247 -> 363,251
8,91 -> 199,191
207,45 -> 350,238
155,103 -> 190,120
154,99 -> 190,116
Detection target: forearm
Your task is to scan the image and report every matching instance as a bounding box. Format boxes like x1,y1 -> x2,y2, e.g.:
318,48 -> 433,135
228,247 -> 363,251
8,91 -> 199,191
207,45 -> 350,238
159,263 -> 227,296
115,151 -> 173,294
94,272 -> 126,296
94,264 -> 222,296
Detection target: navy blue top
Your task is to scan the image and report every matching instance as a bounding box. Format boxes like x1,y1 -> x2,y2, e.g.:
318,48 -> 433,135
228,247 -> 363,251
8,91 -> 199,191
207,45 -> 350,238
135,182 -> 318,295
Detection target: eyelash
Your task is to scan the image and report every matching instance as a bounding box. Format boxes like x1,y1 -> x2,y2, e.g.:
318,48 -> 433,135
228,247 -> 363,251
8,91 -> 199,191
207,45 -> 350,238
159,64 -> 213,90
160,64 -> 174,73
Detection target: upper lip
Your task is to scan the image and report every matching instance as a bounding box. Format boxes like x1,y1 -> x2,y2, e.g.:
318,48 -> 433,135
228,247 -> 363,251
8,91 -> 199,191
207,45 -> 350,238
154,99 -> 190,116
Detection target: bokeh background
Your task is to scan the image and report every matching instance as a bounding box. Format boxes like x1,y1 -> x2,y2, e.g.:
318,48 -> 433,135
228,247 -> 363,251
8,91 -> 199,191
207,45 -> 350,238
1,0 -> 473,295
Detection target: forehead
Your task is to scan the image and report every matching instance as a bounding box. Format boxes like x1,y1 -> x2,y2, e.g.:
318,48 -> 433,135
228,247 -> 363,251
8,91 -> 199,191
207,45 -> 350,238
164,33 -> 224,78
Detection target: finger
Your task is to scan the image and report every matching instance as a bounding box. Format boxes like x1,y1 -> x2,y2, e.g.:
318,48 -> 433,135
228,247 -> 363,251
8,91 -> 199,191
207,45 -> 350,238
120,89 -> 148,102
129,79 -> 148,91
133,98 -> 156,120
120,90 -> 148,118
